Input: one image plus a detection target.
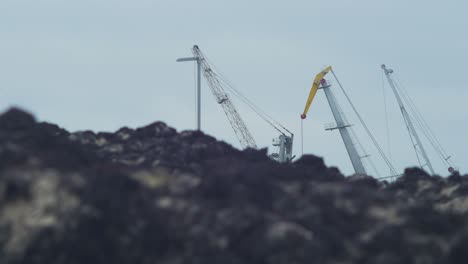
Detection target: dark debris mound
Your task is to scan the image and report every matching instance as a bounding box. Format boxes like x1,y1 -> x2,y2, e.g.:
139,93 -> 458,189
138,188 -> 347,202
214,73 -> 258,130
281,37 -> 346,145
0,107 -> 467,264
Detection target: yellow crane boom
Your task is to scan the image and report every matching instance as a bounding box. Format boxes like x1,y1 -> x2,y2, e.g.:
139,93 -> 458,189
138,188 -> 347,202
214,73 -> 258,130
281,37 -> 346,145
301,66 -> 332,119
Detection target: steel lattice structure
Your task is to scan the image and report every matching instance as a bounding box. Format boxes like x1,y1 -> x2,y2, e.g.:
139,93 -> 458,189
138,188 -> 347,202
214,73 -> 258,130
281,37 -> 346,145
192,45 -> 257,149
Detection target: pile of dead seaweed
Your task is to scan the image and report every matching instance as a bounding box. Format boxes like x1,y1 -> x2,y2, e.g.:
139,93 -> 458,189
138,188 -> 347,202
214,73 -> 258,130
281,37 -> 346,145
0,107 -> 467,264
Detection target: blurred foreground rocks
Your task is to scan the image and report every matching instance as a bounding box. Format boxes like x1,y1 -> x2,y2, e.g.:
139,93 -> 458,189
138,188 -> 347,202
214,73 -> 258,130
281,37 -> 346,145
0,107 -> 467,264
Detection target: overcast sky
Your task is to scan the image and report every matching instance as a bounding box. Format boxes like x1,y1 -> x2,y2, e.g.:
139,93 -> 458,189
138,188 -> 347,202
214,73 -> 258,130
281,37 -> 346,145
1,0 -> 466,176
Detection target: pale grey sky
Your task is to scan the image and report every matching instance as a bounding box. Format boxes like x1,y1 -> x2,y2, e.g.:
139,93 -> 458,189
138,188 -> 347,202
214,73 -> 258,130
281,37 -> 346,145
1,0 -> 466,176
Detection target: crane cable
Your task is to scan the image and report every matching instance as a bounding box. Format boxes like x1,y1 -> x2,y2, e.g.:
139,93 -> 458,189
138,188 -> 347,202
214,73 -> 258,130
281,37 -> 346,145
330,70 -> 399,178
301,118 -> 304,155
383,69 -> 433,170
382,69 -> 392,164
330,87 -> 381,178
217,75 -> 284,135
394,76 -> 450,166
193,61 -> 198,128
219,75 -> 291,134
393,76 -> 454,169
202,55 -> 292,136
396,77 -> 450,163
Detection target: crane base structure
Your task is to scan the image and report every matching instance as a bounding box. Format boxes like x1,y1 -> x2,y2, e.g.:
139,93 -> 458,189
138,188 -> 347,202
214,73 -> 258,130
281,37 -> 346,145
270,134 -> 294,163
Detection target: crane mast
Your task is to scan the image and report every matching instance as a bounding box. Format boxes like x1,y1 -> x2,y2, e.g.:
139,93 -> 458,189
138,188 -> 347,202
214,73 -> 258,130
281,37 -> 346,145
382,64 -> 435,175
192,45 -> 257,149
302,67 -> 367,175
321,79 -> 367,175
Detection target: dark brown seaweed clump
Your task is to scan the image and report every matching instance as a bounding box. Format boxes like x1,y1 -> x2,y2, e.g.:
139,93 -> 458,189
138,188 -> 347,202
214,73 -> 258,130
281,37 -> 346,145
0,108 -> 467,264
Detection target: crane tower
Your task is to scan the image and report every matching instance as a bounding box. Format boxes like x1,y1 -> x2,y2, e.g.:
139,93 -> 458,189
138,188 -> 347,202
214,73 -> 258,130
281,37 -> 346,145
178,45 -> 294,163
382,64 -> 436,174
320,79 -> 367,175
191,45 -> 257,149
302,67 -> 367,175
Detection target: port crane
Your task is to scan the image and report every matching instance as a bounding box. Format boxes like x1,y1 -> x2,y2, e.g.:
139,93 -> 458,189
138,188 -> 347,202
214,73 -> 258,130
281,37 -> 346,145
178,45 -> 294,163
301,67 -> 366,175
191,46 -> 257,149
301,67 -> 398,177
382,64 -> 456,174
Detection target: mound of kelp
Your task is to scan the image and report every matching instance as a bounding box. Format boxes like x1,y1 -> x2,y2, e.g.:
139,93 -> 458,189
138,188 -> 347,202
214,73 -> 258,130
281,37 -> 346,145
0,108 -> 467,264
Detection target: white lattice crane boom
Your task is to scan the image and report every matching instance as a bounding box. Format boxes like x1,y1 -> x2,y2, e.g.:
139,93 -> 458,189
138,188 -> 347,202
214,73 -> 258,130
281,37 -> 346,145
192,45 -> 257,149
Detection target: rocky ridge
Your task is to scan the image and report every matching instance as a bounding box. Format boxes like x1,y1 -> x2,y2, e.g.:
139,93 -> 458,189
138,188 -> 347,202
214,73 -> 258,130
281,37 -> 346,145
0,108 -> 468,264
